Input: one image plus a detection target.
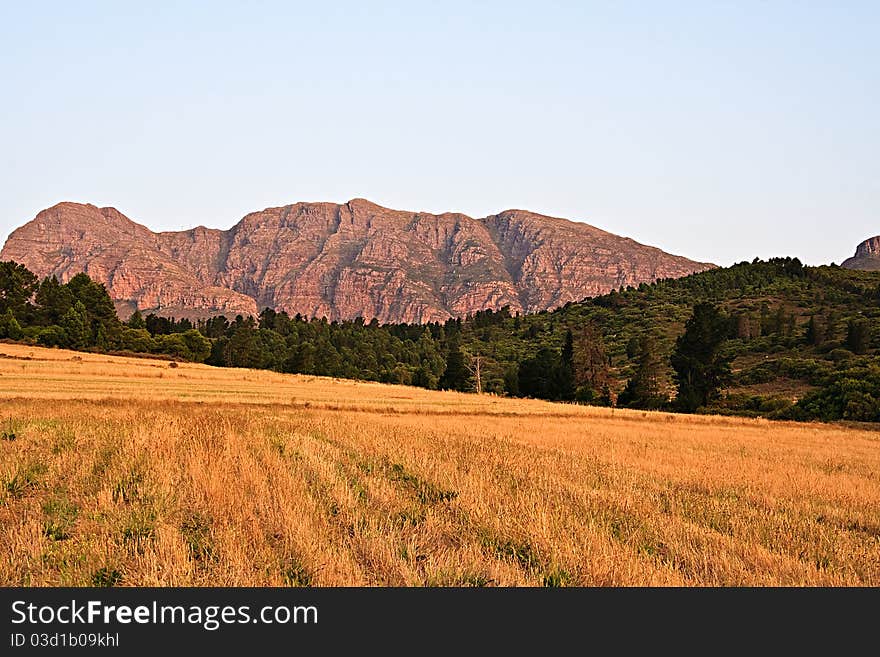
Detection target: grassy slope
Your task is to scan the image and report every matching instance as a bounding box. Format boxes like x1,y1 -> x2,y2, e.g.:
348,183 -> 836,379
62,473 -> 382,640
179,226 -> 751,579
457,261 -> 880,413
1,344 -> 879,586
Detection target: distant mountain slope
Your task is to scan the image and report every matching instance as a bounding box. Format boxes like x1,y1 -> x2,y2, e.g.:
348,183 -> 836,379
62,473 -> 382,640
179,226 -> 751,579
842,236 -> 880,271
1,199 -> 714,322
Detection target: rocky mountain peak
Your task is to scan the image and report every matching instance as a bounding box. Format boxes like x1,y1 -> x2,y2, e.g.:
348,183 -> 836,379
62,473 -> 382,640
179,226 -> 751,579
1,199 -> 715,322
842,236 -> 880,271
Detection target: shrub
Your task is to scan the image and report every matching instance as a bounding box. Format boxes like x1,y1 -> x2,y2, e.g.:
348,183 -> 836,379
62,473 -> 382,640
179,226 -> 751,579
120,328 -> 154,353
828,348 -> 855,364
36,325 -> 68,347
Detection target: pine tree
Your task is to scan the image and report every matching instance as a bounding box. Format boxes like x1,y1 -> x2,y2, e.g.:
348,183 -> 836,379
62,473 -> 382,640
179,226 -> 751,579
671,303 -> 732,412
825,310 -> 840,342
556,330 -> 576,401
805,315 -> 825,346
846,318 -> 871,355
223,326 -> 263,368
60,301 -> 90,349
0,309 -> 23,340
127,310 -> 146,330
34,276 -> 74,325
517,348 -> 560,399
571,321 -> 611,401
180,329 -> 212,362
439,337 -> 470,391
618,334 -> 667,409
95,324 -> 110,351
0,261 -> 38,317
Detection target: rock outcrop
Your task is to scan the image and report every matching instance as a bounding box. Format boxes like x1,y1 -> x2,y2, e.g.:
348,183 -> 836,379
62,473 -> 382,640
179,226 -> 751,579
1,199 -> 714,322
842,236 -> 880,271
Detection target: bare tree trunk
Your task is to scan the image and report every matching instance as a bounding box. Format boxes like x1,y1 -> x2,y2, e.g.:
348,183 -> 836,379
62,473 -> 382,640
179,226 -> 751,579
467,354 -> 483,394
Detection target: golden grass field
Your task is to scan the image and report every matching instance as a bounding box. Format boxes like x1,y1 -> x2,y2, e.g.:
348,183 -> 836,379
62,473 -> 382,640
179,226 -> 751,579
1,343 -> 878,586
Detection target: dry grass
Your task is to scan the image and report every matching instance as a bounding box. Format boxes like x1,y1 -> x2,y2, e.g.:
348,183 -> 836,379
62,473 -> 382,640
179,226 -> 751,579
1,343 -> 878,586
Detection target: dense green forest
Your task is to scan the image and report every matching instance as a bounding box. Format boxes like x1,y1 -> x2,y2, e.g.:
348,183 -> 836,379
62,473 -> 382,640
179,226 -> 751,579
2,257 -> 880,423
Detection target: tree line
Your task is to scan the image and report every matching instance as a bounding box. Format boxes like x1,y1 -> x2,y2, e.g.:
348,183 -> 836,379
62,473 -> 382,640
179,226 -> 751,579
1,257 -> 879,422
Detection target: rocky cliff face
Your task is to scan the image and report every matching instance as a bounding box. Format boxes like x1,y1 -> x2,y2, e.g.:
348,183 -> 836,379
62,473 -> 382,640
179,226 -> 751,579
1,199 -> 714,322
842,236 -> 880,271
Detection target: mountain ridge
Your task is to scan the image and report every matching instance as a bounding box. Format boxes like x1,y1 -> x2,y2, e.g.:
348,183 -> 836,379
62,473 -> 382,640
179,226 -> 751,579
842,236 -> 880,271
1,199 -> 715,323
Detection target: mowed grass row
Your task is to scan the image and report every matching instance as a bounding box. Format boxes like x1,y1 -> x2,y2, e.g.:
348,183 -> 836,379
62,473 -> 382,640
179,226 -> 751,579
0,344 -> 879,586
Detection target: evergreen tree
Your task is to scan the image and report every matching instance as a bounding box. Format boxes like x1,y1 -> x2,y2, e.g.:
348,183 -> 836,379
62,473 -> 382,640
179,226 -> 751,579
145,314 -> 174,335
154,333 -> 190,360
34,276 -> 74,325
414,329 -> 444,388
180,329 -> 212,362
625,335 -> 641,359
95,324 -> 110,351
517,348 -> 560,399
759,303 -> 771,336
503,362 -> 520,396
202,316 -> 230,339
571,321 -> 610,401
618,334 -> 666,409
825,310 -> 840,342
0,309 -> 23,340
0,261 -> 38,317
555,330 -> 575,401
60,301 -> 90,349
66,273 -> 116,325
439,337 -> 470,391
846,318 -> 871,355
671,303 -> 732,412
127,310 -> 146,330
772,307 -> 786,335
258,307 -> 277,330
805,315 -> 825,346
223,326 -> 263,368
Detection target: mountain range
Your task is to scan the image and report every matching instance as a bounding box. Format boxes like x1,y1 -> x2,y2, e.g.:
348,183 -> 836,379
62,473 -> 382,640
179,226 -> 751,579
1,199 -> 714,323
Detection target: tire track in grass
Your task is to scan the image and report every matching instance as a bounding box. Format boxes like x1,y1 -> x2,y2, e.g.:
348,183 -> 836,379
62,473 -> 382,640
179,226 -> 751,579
281,428 -> 431,585
310,424 -> 562,586
246,426 -> 369,586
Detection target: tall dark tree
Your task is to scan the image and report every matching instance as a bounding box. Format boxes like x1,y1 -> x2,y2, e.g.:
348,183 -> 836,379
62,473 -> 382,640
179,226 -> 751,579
439,336 -> 470,391
180,329 -> 212,362
127,310 -> 146,330
258,307 -> 277,330
201,315 -> 230,339
618,334 -> 667,409
34,276 -> 74,325
0,309 -> 23,340
222,326 -> 263,368
517,347 -> 560,399
805,315 -> 825,346
145,314 -> 172,335
503,362 -> 520,396
846,318 -> 871,355
671,303 -> 732,412
571,321 -> 611,402
61,301 -> 90,349
0,261 -> 38,318
555,330 -> 576,401
625,335 -> 641,358
825,310 -> 840,343
66,273 -> 116,325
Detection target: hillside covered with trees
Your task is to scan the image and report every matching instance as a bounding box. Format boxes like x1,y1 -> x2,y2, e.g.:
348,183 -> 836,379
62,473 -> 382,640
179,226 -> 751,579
2,257 -> 880,423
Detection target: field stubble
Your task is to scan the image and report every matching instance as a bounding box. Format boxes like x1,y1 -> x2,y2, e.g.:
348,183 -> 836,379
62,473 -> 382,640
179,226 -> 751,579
1,343 -> 878,586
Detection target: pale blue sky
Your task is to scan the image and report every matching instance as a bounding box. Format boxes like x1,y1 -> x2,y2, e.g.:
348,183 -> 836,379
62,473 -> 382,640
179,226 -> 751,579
1,1 -> 877,266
